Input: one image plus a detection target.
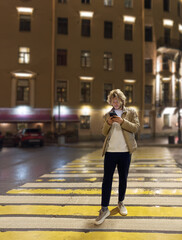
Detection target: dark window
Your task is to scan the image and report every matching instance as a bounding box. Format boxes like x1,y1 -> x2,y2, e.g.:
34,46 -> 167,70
81,82 -> 91,102
124,85 -> 133,103
104,0 -> 113,6
81,19 -> 90,37
125,54 -> 133,72
57,49 -> 67,66
164,28 -> 171,45
58,0 -> 67,3
180,33 -> 182,50
177,1 -> 181,16
81,0 -> 90,3
19,15 -> 31,32
57,81 -> 67,102
104,52 -> 113,70
124,24 -> 133,41
80,116 -> 90,129
58,18 -> 68,34
16,79 -> 29,103
162,82 -> 170,104
145,0 -> 151,9
145,26 -> 153,42
124,0 -> 133,8
104,83 -> 113,101
163,0 -> 170,11
145,59 -> 153,73
163,55 -> 169,70
145,85 -> 153,104
104,21 -> 113,39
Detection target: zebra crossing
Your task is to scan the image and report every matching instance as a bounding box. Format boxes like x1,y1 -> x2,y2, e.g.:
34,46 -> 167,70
0,147 -> 182,240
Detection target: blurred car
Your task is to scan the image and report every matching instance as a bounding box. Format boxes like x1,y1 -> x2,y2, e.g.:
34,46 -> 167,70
14,128 -> 44,147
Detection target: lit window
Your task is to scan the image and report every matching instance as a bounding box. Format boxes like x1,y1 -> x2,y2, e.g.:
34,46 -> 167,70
104,0 -> 113,6
57,80 -> 67,102
19,47 -> 30,64
80,82 -> 91,102
81,51 -> 91,67
80,116 -> 90,129
104,52 -> 113,70
124,85 -> 133,103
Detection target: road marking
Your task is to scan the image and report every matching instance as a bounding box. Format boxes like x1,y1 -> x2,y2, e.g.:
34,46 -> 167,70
6,188 -> 182,195
0,217 -> 182,232
0,205 -> 182,217
0,195 -> 182,206
21,181 -> 182,188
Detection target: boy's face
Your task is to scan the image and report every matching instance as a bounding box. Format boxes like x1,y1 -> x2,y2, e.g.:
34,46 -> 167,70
112,97 -> 122,110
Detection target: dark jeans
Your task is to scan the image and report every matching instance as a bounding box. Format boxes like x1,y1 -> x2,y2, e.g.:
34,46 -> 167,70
101,152 -> 131,207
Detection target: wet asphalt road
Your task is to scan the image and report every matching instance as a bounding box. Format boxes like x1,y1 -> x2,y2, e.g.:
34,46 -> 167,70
0,146 -> 95,194
0,146 -> 181,195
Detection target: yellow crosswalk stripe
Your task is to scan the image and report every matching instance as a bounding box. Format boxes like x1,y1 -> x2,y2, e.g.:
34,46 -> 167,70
0,231 -> 182,240
7,188 -> 182,195
1,205 -> 182,217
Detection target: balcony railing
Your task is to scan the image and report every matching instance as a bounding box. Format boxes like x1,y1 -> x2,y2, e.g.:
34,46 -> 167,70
157,38 -> 182,51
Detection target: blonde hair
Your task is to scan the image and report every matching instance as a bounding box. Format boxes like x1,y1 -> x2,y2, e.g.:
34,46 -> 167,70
107,89 -> 126,106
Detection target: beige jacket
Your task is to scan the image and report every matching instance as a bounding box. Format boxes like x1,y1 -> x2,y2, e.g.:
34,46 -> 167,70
102,107 -> 140,156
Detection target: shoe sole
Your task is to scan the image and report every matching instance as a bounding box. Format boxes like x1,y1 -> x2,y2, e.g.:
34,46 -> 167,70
94,211 -> 110,225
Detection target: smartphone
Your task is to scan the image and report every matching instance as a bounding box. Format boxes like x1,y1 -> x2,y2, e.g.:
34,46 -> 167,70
109,112 -> 117,117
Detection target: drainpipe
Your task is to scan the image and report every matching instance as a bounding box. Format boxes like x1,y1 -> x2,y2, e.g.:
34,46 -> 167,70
51,0 -> 56,133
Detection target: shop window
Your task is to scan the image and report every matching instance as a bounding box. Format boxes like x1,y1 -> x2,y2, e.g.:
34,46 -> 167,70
80,115 -> 90,129
143,115 -> 151,128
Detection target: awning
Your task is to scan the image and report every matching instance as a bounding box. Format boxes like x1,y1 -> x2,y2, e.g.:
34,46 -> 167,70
0,108 -> 51,122
0,108 -> 79,123
54,114 -> 79,122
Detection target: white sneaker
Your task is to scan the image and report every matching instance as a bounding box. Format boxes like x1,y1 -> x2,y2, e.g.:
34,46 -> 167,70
118,202 -> 127,216
94,209 -> 110,225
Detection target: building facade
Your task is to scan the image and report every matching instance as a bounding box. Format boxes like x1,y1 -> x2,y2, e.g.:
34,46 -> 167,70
0,0 -> 182,141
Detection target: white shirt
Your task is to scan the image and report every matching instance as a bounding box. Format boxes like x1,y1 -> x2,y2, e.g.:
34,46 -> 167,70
107,109 -> 129,152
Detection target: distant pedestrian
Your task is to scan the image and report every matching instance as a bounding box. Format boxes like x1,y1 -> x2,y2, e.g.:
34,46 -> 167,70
95,89 -> 140,225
